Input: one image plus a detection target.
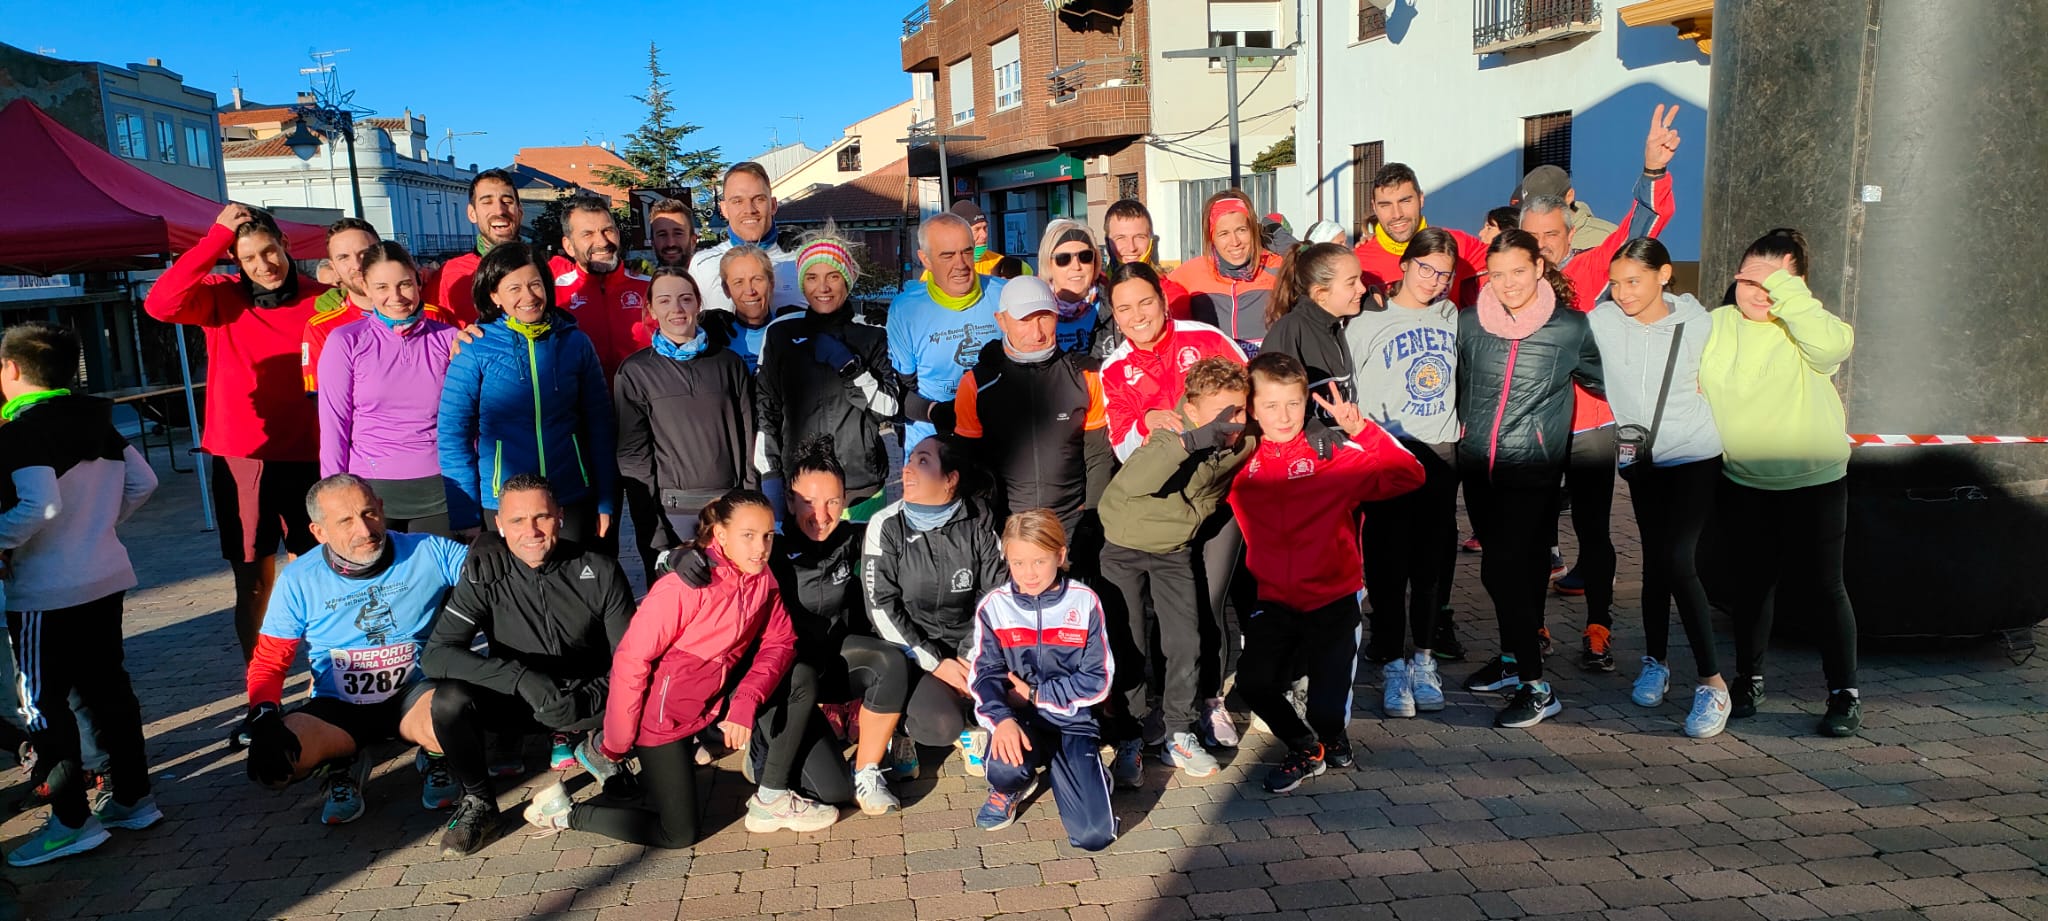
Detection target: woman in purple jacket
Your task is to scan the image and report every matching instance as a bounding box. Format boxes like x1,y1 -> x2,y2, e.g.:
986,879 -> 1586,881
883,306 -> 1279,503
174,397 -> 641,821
316,242 -> 462,534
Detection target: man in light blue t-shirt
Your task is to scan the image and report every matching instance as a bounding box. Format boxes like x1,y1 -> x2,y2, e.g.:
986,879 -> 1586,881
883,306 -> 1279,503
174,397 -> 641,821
239,475 -> 468,826
888,212 -> 1007,449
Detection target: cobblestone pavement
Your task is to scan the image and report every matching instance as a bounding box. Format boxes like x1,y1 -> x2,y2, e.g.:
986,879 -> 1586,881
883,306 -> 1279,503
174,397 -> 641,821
7,449 -> 2047,921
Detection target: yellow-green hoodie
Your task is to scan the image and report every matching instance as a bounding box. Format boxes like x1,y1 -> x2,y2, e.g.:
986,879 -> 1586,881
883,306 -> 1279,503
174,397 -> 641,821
1699,271 -> 1854,490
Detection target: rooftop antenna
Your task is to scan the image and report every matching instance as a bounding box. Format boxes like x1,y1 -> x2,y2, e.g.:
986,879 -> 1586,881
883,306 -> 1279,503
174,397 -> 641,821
766,126 -> 781,149
299,48 -> 351,97
782,114 -> 806,146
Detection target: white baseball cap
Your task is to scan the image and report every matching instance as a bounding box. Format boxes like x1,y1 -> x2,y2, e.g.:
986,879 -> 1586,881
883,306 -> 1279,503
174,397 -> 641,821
996,275 -> 1058,319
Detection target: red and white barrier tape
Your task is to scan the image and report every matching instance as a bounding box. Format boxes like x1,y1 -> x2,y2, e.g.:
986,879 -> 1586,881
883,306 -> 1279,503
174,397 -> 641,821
1849,434 -> 2048,447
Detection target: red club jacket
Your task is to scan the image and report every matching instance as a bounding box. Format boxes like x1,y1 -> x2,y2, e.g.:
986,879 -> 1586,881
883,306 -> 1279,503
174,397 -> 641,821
1556,170 -> 1675,432
1229,421 -> 1425,612
1353,223 -> 1489,308
1099,319 -> 1247,461
554,265 -> 654,381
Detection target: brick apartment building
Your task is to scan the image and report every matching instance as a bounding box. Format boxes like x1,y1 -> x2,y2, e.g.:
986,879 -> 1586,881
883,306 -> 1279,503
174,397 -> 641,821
899,0 -> 1149,268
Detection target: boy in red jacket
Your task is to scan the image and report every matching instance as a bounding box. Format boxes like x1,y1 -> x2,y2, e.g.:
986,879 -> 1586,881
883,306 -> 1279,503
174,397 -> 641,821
1229,352 -> 1425,794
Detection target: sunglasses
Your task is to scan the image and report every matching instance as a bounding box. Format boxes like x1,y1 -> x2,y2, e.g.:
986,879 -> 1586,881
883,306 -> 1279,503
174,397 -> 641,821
1053,249 -> 1097,268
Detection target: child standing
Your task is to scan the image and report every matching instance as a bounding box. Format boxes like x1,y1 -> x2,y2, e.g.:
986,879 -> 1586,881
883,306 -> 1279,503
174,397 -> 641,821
0,323 -> 162,865
966,510 -> 1117,851
1230,352 -> 1425,793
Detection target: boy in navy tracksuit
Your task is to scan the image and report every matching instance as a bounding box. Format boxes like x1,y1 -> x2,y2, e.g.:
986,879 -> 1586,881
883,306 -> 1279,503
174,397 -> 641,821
966,509 -> 1117,851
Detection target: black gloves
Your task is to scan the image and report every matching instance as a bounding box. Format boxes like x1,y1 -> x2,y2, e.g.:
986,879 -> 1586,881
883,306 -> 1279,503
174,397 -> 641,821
1180,407 -> 1245,454
929,401 -> 957,434
534,683 -> 588,729
813,334 -> 860,376
1304,419 -> 1349,462
244,703 -> 300,787
674,546 -> 714,589
514,668 -> 564,714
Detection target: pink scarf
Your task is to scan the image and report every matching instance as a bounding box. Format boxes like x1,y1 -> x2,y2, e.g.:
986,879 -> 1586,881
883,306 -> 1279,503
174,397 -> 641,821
1476,277 -> 1557,340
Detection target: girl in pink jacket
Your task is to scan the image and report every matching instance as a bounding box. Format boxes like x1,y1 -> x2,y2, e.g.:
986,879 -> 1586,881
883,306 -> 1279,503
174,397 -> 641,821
519,489 -> 835,846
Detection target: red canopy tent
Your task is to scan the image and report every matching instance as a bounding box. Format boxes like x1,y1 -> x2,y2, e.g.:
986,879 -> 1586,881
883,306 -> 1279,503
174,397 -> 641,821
0,97 -> 326,275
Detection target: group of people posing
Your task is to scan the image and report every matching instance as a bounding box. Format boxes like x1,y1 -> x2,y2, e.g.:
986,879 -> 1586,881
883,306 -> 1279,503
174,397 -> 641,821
0,101 -> 1867,864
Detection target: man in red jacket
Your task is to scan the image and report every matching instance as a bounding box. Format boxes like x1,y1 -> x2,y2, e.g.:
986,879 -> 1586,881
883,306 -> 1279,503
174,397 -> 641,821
1352,164 -> 1490,306
429,169 -> 573,326
144,204 -> 331,662
552,193 -> 652,380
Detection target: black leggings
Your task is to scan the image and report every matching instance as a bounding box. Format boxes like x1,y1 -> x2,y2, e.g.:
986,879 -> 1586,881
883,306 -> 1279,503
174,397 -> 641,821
1363,441 -> 1458,659
812,634 -> 912,717
430,679 -> 601,798
902,672 -> 971,747
1721,477 -> 1859,690
1466,471 -> 1557,683
570,736 -> 699,848
1627,458 -> 1722,676
748,664 -> 855,804
1553,426 -> 1617,627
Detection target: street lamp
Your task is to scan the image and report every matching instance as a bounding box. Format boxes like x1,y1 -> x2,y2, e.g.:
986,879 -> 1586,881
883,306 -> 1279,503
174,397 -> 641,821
284,109 -> 365,219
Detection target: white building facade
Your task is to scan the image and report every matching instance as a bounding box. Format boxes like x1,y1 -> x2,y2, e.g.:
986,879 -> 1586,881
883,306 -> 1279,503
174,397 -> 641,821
1296,0 -> 1709,260
223,107 -> 477,256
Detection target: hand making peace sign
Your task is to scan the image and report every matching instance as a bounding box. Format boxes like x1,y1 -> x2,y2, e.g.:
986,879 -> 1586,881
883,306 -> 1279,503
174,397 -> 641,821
1312,387 -> 1366,438
1644,104 -> 1682,173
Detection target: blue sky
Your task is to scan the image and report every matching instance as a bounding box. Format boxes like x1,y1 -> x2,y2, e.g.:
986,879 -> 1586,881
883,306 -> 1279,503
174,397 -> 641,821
2,1 -> 914,169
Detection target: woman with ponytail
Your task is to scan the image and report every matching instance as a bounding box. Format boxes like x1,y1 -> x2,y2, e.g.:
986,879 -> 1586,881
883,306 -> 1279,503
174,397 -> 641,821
1453,228 -> 1603,731
1260,242 -> 1366,419
520,489 -> 836,846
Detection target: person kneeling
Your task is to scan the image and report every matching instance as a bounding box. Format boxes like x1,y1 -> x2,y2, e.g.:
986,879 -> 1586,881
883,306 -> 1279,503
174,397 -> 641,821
242,476 -> 468,826
422,475 -> 634,855
522,490 -> 834,846
968,510 -> 1117,851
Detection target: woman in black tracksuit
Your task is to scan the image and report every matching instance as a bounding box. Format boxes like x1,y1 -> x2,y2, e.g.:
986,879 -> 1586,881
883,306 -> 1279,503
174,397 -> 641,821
754,236 -> 900,523
862,435 -> 1007,764
1455,229 -> 1603,731
614,267 -> 756,584
1258,241 -> 1365,414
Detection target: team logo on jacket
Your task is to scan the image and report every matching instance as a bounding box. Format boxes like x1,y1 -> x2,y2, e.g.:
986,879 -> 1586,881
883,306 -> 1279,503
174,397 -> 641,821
1287,457 -> 1316,480
1062,607 -> 1082,627
949,568 -> 973,592
1120,364 -> 1145,386
622,292 -> 644,309
1406,354 -> 1451,403
830,563 -> 851,586
1177,346 -> 1203,368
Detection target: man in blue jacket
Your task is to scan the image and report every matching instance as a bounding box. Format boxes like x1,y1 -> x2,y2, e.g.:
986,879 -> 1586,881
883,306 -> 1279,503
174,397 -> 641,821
888,213 -> 1006,449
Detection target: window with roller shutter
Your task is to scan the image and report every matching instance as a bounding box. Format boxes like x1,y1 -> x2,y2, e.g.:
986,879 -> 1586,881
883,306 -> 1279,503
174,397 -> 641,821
1522,110 -> 1572,175
1351,141 -> 1384,240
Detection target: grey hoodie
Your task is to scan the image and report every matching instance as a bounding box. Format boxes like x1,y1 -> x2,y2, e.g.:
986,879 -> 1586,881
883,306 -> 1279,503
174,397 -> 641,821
1587,292 -> 1722,467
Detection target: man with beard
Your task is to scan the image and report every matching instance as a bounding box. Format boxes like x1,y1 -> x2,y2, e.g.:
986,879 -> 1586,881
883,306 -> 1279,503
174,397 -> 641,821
553,194 -> 653,380
1351,164 -> 1489,306
239,476 -> 466,827
649,197 -> 697,269
423,475 -> 633,856
145,205 -> 331,664
301,219 -> 456,394
430,169 -> 574,327
690,162 -> 801,315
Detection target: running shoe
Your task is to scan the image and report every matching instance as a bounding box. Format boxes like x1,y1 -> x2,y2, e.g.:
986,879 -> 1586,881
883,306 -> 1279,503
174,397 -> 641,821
1109,738 -> 1143,789
320,758 -> 369,826
574,732 -> 621,784
4,815 -> 108,867
1460,536 -> 1482,553
1382,658 -> 1415,718
1579,625 -> 1616,673
1410,653 -> 1446,712
1161,732 -> 1219,778
486,733 -> 523,778
92,793 -> 163,831
1262,744 -> 1326,794
1730,676 -> 1765,719
887,733 -> 921,781
1431,615 -> 1467,662
974,777 -> 1038,832
1553,569 -> 1587,596
441,794 -> 498,856
522,781 -> 573,831
1631,657 -> 1671,707
1684,685 -> 1731,739
1324,740 -> 1355,770
744,791 -> 839,833
853,765 -> 901,816
1200,698 -> 1239,749
1549,551 -> 1568,580
549,733 -> 580,772
1819,691 -> 1862,738
418,751 -> 459,810
1462,656 -> 1520,693
957,728 -> 990,778
1495,683 -> 1562,729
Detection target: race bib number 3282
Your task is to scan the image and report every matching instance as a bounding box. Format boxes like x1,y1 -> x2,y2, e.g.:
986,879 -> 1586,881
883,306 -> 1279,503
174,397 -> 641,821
330,643 -> 419,704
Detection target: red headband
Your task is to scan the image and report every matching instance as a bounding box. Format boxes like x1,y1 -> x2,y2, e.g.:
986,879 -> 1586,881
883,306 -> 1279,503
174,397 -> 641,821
1208,197 -> 1253,225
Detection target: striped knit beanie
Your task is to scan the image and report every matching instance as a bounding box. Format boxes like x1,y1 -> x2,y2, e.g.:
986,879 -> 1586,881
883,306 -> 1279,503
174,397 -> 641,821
798,239 -> 856,288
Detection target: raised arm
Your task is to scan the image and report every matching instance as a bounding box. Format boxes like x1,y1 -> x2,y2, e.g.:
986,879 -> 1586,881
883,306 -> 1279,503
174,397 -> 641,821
1758,269 -> 1854,373
143,208 -> 245,326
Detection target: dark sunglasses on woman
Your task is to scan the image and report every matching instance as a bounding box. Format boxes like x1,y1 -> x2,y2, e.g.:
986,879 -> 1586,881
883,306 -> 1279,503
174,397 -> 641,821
1053,249 -> 1097,268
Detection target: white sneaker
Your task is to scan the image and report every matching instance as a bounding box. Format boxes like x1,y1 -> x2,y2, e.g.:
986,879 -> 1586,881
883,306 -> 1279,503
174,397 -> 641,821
1410,653 -> 1446,712
522,781 -> 573,831
1382,659 -> 1415,718
1684,685 -> 1732,738
853,765 -> 900,816
1633,657 -> 1672,707
1161,732 -> 1220,778
745,790 -> 840,833
1200,698 -> 1239,749
957,728 -> 990,778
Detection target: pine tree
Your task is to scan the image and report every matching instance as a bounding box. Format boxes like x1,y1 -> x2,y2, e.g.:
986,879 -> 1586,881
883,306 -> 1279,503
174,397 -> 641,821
593,43 -> 726,228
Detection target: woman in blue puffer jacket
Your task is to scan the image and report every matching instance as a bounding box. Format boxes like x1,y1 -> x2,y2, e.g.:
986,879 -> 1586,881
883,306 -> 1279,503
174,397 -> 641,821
438,242 -> 616,544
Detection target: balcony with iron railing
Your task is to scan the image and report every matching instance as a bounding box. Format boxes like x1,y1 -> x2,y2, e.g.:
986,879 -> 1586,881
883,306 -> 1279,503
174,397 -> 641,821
1044,54 -> 1149,148
1472,0 -> 1602,55
901,2 -> 939,71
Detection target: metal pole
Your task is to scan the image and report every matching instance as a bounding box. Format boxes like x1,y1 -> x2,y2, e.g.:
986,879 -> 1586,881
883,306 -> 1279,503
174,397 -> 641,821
172,325 -> 216,532
937,134 -> 952,205
1225,56 -> 1243,189
1160,45 -> 1297,191
342,116 -> 365,219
